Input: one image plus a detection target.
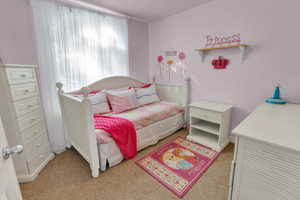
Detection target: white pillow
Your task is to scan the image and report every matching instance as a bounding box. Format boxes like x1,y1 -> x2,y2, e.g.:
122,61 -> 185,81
135,84 -> 160,106
88,92 -> 110,114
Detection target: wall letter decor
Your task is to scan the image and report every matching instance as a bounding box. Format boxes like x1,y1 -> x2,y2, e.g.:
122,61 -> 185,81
205,33 -> 241,48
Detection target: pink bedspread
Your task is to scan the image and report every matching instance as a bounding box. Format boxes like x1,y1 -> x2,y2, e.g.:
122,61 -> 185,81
94,114 -> 137,159
95,101 -> 184,144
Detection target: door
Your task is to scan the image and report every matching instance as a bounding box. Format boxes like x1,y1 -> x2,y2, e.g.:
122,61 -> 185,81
0,117 -> 23,200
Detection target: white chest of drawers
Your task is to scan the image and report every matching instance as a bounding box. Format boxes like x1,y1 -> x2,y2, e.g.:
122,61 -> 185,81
228,103 -> 300,200
0,64 -> 54,182
187,101 -> 232,152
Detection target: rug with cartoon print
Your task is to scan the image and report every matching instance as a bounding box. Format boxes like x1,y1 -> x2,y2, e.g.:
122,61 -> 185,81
136,137 -> 220,198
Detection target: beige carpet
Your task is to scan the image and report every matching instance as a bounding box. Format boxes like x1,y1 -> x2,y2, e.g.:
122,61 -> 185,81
20,130 -> 234,200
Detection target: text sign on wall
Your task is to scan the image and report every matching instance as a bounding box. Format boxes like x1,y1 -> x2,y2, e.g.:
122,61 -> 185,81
205,33 -> 241,48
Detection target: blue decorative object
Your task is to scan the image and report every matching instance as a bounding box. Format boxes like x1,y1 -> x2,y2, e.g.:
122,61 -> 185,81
266,86 -> 286,104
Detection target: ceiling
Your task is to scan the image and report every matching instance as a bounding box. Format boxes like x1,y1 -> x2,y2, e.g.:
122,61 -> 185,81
85,0 -> 211,22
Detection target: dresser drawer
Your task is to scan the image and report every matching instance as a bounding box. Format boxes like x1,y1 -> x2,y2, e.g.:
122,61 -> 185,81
190,108 -> 221,123
27,142 -> 51,174
18,110 -> 42,131
22,122 -> 45,144
25,135 -> 50,173
232,138 -> 300,200
6,68 -> 36,84
28,150 -> 50,174
14,97 -> 40,117
10,82 -> 39,101
25,134 -> 49,158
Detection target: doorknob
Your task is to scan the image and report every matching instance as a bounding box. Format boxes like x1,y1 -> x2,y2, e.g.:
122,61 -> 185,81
2,145 -> 24,160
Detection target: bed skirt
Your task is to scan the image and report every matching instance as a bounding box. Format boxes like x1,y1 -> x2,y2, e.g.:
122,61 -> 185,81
98,113 -> 185,171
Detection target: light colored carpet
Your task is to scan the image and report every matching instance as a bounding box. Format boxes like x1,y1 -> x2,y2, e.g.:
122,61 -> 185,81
20,130 -> 234,200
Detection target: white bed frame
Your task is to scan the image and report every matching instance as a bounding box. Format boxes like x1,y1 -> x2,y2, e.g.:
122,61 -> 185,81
56,76 -> 190,177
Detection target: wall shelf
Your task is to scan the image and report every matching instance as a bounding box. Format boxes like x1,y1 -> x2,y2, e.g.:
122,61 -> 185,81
195,44 -> 249,62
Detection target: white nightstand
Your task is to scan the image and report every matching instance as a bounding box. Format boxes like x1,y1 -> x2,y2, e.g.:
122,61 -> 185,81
187,101 -> 232,152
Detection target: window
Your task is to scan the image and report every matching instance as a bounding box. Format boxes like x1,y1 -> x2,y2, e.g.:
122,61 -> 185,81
33,0 -> 129,92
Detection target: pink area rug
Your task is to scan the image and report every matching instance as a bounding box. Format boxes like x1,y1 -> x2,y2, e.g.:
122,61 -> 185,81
136,137 -> 220,198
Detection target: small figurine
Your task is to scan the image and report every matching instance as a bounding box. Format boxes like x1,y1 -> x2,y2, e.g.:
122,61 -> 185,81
266,86 -> 286,104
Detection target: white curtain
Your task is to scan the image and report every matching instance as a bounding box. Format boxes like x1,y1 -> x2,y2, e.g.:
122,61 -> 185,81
31,0 -> 129,153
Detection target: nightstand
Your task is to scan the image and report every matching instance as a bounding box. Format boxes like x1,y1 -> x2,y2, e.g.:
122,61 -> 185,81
187,101 -> 232,152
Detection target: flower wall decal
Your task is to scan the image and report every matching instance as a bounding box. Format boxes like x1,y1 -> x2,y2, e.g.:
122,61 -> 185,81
156,51 -> 187,81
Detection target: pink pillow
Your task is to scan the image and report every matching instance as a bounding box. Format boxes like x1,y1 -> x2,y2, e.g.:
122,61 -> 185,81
106,89 -> 139,113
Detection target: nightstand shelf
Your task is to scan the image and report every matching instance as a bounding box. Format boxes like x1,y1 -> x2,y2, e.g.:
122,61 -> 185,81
191,118 -> 220,136
188,129 -> 219,149
187,101 -> 232,152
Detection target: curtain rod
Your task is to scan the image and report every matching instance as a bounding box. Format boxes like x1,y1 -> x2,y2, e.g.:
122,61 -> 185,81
54,0 -> 143,21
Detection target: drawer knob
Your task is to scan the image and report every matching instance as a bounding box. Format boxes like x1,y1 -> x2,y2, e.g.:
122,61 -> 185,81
24,90 -> 29,93
20,74 -> 26,78
27,105 -> 33,108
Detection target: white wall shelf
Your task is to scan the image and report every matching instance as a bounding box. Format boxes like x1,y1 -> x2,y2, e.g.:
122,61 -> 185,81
195,44 -> 248,62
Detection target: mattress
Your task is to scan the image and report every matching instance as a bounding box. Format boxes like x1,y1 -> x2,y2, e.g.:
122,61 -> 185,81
95,101 -> 184,144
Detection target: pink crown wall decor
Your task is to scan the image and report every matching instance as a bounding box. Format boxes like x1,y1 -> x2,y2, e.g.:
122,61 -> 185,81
212,56 -> 229,69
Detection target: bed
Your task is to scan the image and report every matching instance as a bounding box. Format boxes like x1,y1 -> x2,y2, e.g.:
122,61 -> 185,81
56,76 -> 191,178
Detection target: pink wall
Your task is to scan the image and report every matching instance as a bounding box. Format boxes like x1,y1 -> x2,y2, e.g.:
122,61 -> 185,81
0,0 -> 149,81
128,19 -> 149,81
149,0 -> 300,130
0,0 -> 38,64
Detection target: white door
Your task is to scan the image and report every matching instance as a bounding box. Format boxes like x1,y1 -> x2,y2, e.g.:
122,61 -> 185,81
0,117 -> 23,200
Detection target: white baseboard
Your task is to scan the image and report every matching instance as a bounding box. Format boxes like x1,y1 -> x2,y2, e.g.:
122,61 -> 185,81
18,153 -> 55,183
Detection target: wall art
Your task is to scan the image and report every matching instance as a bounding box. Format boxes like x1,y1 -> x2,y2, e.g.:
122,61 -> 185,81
156,51 -> 187,80
212,56 -> 229,69
205,33 -> 241,48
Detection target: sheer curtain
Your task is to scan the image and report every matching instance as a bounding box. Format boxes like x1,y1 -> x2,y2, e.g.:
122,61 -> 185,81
31,0 -> 129,153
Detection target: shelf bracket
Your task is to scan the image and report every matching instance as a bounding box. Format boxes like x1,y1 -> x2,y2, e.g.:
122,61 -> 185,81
198,50 -> 205,62
239,45 -> 247,62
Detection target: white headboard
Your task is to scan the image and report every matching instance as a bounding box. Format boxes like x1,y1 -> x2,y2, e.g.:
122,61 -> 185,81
57,75 -> 191,121
88,76 -> 145,91
85,76 -> 191,107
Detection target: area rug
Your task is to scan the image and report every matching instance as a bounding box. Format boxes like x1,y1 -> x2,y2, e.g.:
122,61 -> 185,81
136,137 -> 220,198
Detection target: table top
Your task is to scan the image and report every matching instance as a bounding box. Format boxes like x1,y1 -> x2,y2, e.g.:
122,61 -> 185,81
189,100 -> 232,113
233,103 -> 300,152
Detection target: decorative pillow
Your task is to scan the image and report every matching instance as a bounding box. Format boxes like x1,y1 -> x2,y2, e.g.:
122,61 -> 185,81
105,89 -> 139,113
88,92 -> 110,114
135,84 -> 160,106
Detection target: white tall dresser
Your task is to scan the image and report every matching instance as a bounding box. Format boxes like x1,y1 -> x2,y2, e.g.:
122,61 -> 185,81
0,64 -> 54,182
229,103 -> 300,200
